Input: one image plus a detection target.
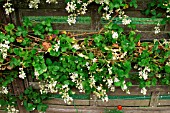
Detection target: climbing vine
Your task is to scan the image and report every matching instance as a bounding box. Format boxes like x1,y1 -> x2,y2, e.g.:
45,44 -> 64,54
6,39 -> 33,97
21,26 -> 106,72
0,0 -> 170,112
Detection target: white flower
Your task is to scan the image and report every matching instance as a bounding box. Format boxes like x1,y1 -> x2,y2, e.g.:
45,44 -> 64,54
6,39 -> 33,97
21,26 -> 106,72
102,96 -> 108,102
92,58 -> 98,63
67,14 -> 77,25
5,41 -> 10,44
104,6 -> 109,11
97,86 -> 102,91
70,72 -> 78,82
108,67 -> 112,75
114,77 -> 120,82
0,86 -> 8,94
78,53 -> 85,57
139,66 -> 150,80
103,13 -> 111,20
19,68 -> 26,79
122,18 -> 131,25
107,78 -> 113,88
121,84 -> 127,91
29,0 -> 40,9
126,90 -> 130,94
154,26 -> 160,34
0,40 -> 10,59
7,105 -> 19,113
77,0 -> 82,4
141,87 -> 147,95
65,2 -> 76,13
73,44 -> 80,50
112,32 -> 118,39
46,0 -> 58,4
3,2 -> 14,15
54,44 -> 60,52
110,86 -> 115,92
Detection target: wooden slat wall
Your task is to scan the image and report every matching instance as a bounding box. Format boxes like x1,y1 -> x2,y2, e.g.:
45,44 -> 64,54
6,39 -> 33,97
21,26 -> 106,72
11,0 -> 170,41
0,0 -> 170,113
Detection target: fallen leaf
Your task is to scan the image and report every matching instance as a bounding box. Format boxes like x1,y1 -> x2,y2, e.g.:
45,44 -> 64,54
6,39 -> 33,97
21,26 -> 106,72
42,42 -> 51,50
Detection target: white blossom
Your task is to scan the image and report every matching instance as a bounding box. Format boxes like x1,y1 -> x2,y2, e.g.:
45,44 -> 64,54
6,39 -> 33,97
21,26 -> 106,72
7,105 -> 19,113
92,58 -> 98,63
110,86 -> 115,92
108,67 -> 112,75
65,2 -> 76,13
34,70 -> 39,79
70,72 -> 78,82
77,0 -> 82,4
67,14 -> 77,25
141,87 -> 147,95
46,0 -> 58,4
0,40 -> 10,59
114,77 -> 120,82
19,68 -> 26,79
0,86 -> 8,94
3,1 -> 14,15
121,84 -> 127,91
139,66 -> 151,80
122,18 -> 131,25
104,6 -> 109,11
106,78 -> 113,88
112,32 -> 118,39
29,0 -> 40,9
72,44 -> 80,50
97,86 -> 102,91
54,43 -> 60,52
102,96 -> 108,102
154,25 -> 160,34
126,90 -> 130,94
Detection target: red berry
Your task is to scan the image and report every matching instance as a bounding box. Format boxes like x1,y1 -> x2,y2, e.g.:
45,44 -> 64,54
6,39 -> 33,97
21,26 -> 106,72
117,105 -> 122,110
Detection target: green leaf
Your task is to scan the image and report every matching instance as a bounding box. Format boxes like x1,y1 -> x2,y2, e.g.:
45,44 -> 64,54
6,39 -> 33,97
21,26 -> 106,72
114,81 -> 121,86
5,24 -> 15,32
126,82 -> 132,87
23,18 -> 32,27
165,65 -> 170,73
90,63 -> 97,71
37,104 -> 48,112
145,9 -> 150,15
151,78 -> 157,86
98,5 -> 103,13
46,58 -> 52,66
89,52 -> 94,59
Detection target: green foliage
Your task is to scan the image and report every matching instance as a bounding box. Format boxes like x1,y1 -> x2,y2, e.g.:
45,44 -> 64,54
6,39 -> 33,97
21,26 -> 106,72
143,0 -> 170,24
0,1 -> 170,112
19,87 -> 49,112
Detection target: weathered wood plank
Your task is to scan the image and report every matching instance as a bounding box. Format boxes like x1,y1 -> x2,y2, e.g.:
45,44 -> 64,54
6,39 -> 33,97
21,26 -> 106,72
158,100 -> 170,106
97,99 -> 150,107
43,98 -> 90,106
30,105 -> 170,113
12,78 -> 29,113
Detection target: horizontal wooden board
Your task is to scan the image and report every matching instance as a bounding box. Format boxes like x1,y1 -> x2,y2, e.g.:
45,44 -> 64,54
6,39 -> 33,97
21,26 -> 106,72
158,100 -> 170,106
43,98 -> 90,106
97,99 -> 150,107
30,105 -> 170,113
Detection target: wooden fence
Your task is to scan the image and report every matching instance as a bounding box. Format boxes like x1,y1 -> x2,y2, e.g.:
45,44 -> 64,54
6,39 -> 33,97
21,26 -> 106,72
0,0 -> 170,113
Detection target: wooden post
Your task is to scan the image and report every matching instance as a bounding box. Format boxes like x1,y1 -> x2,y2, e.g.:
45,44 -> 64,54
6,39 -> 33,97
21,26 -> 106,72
90,94 -> 97,106
12,78 -> 30,113
149,91 -> 160,107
